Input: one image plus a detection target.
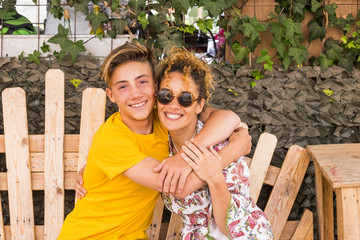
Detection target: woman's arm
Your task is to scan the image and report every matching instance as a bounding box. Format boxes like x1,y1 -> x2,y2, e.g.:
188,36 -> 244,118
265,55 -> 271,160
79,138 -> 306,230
155,107 -> 242,196
182,141 -> 231,236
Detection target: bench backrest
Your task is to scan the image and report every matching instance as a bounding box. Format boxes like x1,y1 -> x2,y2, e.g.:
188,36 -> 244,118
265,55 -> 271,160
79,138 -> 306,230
0,69 -> 106,240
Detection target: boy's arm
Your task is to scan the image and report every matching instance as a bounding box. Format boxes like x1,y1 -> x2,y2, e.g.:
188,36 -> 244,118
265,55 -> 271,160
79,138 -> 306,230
75,126 -> 251,199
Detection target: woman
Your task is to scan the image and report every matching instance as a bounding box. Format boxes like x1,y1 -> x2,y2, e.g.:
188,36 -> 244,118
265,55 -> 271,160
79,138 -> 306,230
155,49 -> 274,239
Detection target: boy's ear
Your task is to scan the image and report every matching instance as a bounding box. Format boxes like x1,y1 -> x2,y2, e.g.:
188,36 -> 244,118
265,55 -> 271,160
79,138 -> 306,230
106,87 -> 116,103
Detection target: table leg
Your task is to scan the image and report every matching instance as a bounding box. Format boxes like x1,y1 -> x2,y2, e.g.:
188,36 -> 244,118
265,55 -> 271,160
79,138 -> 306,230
314,161 -> 324,240
322,177 -> 334,240
335,188 -> 360,240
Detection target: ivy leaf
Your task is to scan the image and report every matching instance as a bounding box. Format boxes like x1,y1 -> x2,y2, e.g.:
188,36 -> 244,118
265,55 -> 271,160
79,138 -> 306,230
41,41 -> 50,53
283,18 -> 302,41
111,0 -> 121,11
324,3 -> 337,17
49,6 -> 64,20
308,20 -> 326,42
293,2 -> 305,16
53,50 -> 67,61
326,45 -> 342,61
86,11 -> 108,34
232,43 -> 250,62
28,50 -> 41,66
148,14 -> 167,32
137,12 -> 149,30
203,0 -> 226,17
256,49 -> 270,63
74,1 -> 89,14
250,81 -> 257,88
60,39 -> 86,63
156,31 -> 183,55
311,0 -> 322,13
197,19 -> 213,31
318,54 -> 333,70
70,79 -> 82,90
48,24 -> 69,45
18,51 -> 24,61
264,60 -> 274,71
339,57 -> 353,73
341,35 -> 348,44
228,88 -> 238,97
171,0 -> 189,14
113,19 -> 127,35
323,89 -> 334,97
289,45 -> 309,65
128,0 -> 146,14
282,52 -> 291,71
179,25 -> 196,34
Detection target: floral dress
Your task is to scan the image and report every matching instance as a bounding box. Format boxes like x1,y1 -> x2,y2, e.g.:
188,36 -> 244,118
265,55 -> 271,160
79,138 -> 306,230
162,121 -> 274,240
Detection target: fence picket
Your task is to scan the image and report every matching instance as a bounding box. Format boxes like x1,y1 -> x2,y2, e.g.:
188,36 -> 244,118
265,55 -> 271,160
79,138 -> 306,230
2,87 -> 35,240
44,69 -> 65,240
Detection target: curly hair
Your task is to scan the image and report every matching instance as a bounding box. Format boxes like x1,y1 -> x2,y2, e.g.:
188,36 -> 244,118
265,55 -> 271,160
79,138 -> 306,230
156,49 -> 215,104
100,41 -> 156,85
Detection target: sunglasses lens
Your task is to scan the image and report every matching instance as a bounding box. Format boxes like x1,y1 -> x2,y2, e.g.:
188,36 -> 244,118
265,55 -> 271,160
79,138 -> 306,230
157,89 -> 173,104
178,92 -> 193,107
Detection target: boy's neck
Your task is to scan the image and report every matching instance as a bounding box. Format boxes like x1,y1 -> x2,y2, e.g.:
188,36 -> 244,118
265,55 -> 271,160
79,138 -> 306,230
121,111 -> 154,135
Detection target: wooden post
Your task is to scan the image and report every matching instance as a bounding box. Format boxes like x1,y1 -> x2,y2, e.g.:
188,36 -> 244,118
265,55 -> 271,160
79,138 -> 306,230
44,69 -> 65,240
2,88 -> 35,240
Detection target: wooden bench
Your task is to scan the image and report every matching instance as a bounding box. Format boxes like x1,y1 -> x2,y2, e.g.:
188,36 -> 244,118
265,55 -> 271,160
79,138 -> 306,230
0,69 -> 313,239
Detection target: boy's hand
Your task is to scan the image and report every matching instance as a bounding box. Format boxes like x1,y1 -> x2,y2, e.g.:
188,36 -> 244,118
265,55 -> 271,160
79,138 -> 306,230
229,123 -> 252,156
75,165 -> 87,199
153,153 -> 192,196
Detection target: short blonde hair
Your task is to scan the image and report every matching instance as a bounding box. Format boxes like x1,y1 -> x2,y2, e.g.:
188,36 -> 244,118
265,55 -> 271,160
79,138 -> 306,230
100,41 -> 156,85
156,49 -> 215,103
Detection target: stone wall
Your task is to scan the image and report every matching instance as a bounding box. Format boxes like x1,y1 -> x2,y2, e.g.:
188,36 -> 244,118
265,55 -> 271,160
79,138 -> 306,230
1,56 -> 359,236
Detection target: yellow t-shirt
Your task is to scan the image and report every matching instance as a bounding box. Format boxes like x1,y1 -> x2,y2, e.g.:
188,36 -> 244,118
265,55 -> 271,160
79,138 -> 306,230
58,111 -> 169,240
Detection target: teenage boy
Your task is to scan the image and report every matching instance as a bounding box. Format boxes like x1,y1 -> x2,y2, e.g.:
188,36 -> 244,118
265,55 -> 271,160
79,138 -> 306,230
58,41 -> 251,239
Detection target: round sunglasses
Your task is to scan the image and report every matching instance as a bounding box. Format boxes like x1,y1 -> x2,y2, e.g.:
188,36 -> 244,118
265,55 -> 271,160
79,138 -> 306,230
155,88 -> 198,107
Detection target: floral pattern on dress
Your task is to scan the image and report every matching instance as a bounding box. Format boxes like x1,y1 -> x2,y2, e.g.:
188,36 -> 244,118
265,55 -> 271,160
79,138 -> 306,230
163,120 -> 274,240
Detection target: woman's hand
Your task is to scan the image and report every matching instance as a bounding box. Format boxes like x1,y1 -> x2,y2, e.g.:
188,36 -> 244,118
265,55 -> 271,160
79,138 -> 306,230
181,140 -> 223,183
75,165 -> 87,199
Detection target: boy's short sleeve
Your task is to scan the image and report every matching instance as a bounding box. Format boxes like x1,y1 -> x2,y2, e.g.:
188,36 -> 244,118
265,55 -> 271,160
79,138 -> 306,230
89,130 -> 147,180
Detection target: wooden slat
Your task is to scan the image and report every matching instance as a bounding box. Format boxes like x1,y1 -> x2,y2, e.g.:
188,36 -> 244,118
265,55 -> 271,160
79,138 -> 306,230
0,194 -> 4,240
264,145 -> 311,240
77,88 -> 106,172
146,197 -> 165,240
4,225 -> 43,240
249,132 -> 277,202
166,213 -> 183,240
335,187 -> 360,240
2,87 -> 35,240
44,69 -> 65,240
0,172 -> 76,190
0,134 -> 80,153
279,221 -> 300,240
244,156 -> 280,186
291,209 -> 313,240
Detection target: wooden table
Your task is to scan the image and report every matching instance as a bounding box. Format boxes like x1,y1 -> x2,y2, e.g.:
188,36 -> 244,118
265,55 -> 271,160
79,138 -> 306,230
307,144 -> 360,240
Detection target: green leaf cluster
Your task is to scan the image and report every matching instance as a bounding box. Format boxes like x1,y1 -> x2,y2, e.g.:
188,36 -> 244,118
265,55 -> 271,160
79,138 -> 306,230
269,14 -> 309,70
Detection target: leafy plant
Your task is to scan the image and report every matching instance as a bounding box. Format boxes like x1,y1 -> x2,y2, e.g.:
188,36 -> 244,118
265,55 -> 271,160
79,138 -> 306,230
28,50 -> 41,65
48,24 -> 86,63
